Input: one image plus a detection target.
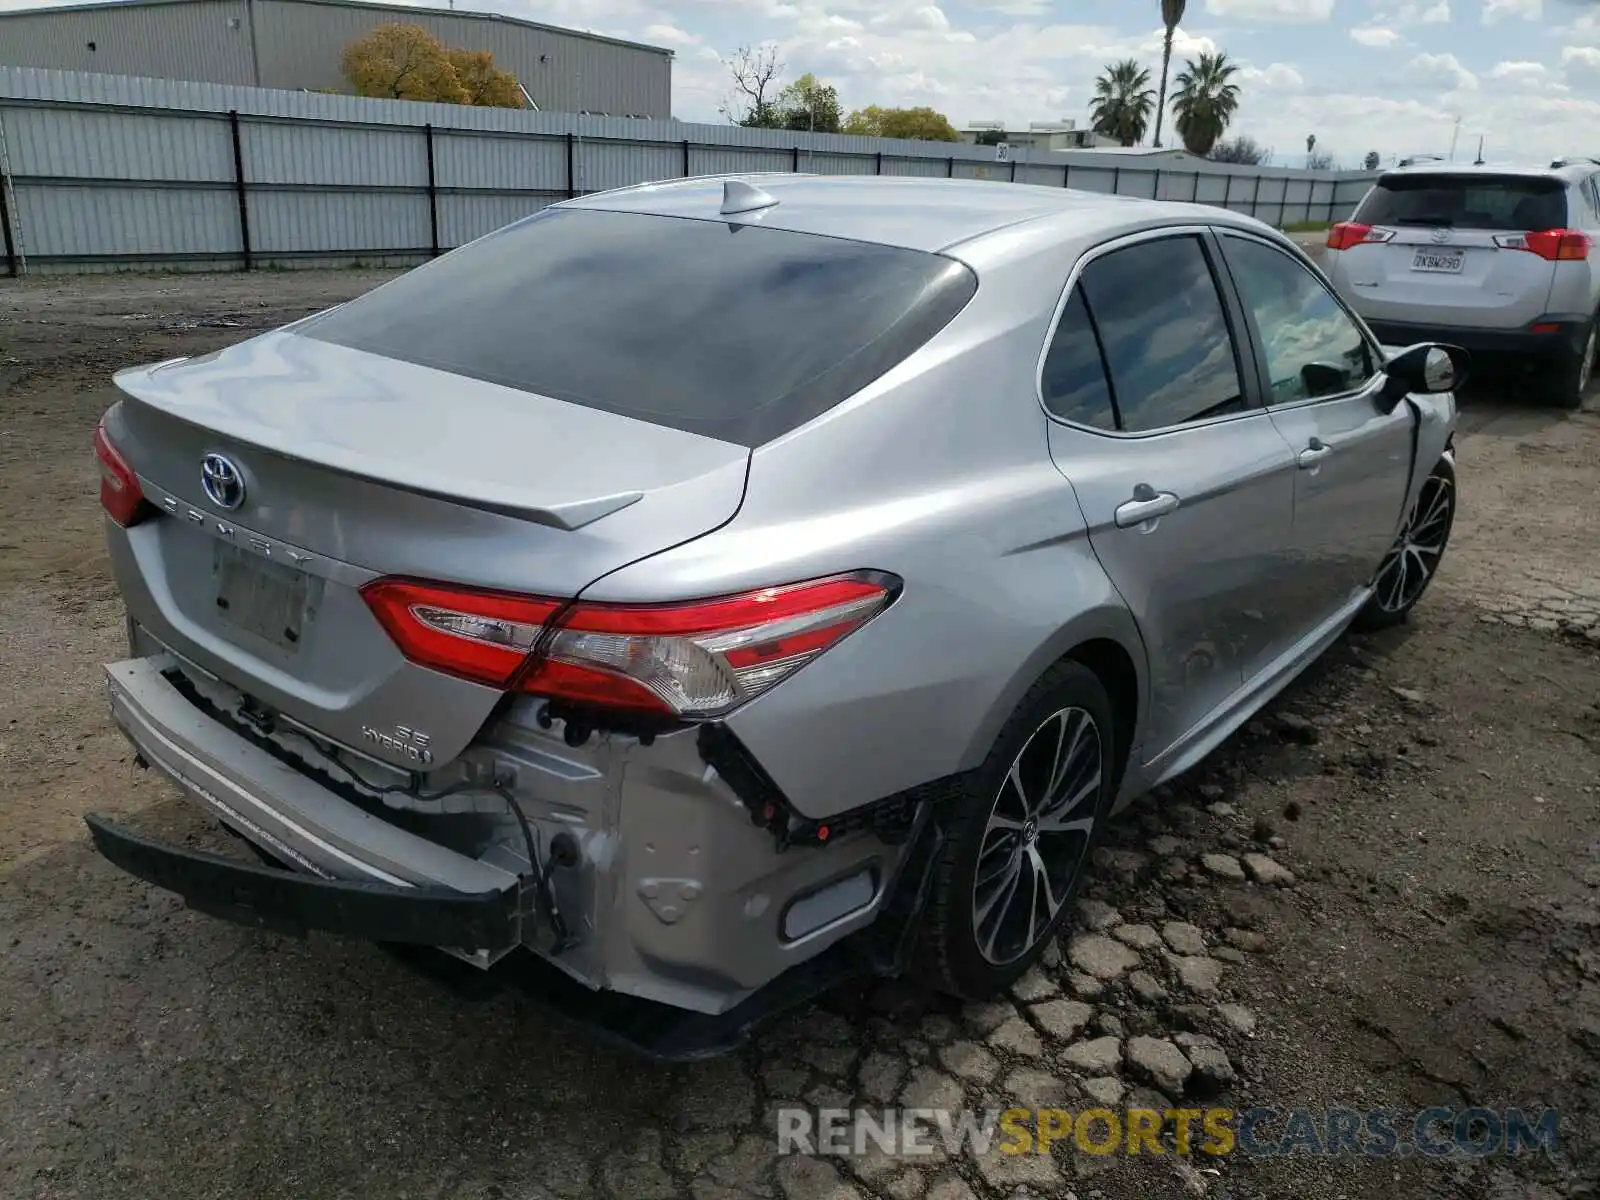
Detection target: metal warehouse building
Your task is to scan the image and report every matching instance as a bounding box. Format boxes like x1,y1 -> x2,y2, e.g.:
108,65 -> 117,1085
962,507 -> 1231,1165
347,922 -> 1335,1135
0,0 -> 673,116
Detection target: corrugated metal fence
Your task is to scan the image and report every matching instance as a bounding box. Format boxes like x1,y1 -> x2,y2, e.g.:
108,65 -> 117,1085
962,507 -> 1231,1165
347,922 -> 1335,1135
0,67 -> 1378,275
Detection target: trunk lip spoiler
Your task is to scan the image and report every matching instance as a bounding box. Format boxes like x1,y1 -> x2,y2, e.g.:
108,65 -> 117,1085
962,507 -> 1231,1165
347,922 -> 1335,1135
111,356 -> 654,531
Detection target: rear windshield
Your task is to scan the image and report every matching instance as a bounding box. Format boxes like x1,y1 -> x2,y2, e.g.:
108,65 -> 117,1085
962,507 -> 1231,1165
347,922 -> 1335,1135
1354,174 -> 1568,232
300,207 -> 978,447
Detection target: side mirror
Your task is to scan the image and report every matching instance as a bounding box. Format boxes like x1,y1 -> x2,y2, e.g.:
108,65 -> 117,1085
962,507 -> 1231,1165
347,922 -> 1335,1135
1379,343 -> 1470,410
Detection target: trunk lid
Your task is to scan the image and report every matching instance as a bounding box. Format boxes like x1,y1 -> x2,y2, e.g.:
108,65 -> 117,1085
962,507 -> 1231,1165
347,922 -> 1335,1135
106,331 -> 750,770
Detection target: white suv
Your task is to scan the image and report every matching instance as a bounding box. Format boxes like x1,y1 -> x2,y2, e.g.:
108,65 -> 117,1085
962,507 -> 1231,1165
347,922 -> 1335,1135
1323,159 -> 1600,409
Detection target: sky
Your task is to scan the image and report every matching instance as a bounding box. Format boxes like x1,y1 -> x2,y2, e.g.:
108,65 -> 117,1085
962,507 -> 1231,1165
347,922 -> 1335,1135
3,0 -> 1598,166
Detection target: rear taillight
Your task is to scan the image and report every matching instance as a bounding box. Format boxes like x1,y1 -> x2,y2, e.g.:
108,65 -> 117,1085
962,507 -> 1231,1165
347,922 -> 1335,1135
361,572 -> 898,719
1494,228 -> 1591,261
93,415 -> 149,527
1326,222 -> 1394,251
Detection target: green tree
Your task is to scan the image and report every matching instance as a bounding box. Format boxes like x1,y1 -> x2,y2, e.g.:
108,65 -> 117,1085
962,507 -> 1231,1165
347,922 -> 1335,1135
341,24 -> 468,103
1209,134 -> 1266,164
776,73 -> 842,133
1172,51 -> 1242,157
1153,0 -> 1186,148
1364,149 -> 1381,170
1090,59 -> 1156,147
448,48 -> 522,108
843,105 -> 960,141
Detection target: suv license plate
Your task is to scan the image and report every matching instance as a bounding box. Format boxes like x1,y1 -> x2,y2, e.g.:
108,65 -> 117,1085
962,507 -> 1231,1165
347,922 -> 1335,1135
213,543 -> 310,652
1411,249 -> 1464,274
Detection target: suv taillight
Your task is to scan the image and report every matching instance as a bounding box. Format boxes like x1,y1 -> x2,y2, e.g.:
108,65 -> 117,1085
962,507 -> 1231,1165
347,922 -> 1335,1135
93,415 -> 150,528
361,572 -> 898,719
1326,222 -> 1394,251
1494,228 -> 1592,261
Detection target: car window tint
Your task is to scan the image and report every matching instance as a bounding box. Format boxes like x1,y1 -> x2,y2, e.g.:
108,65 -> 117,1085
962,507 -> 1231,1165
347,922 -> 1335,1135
1077,236 -> 1246,433
1041,286 -> 1118,430
1222,235 -> 1374,405
300,207 -> 978,448
1353,174 -> 1567,232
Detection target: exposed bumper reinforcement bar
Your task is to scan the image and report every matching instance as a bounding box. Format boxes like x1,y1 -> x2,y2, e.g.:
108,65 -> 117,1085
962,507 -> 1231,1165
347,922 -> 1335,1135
86,813 -> 523,951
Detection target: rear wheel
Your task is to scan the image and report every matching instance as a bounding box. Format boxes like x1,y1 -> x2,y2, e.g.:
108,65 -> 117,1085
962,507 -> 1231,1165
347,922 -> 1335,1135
914,660 -> 1116,999
1353,458 -> 1456,631
1547,318 -> 1596,411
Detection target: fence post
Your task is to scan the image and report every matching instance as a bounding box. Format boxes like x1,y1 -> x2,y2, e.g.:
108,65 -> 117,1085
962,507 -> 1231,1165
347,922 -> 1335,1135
1153,168 -> 1162,201
793,145 -> 801,171
876,151 -> 883,175
947,156 -> 955,177
1251,173 -> 1263,220
682,139 -> 691,177
423,124 -> 439,258
228,110 -> 252,271
1009,158 -> 1017,183
1063,163 -> 1072,188
566,132 -> 577,199
1112,166 -> 1121,196
1192,171 -> 1201,203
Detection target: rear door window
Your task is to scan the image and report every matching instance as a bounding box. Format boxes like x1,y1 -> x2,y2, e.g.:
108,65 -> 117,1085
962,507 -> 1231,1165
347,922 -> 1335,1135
1354,174 -> 1568,231
1040,286 -> 1118,430
301,207 -> 977,447
1075,235 -> 1250,433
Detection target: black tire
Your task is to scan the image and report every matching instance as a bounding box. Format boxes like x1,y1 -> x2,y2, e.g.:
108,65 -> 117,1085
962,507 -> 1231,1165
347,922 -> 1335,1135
1546,318 -> 1596,411
1353,457 -> 1456,632
913,659 -> 1117,1000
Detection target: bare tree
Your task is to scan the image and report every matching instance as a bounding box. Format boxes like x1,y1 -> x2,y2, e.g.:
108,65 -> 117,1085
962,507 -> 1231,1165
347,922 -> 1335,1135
719,44 -> 785,128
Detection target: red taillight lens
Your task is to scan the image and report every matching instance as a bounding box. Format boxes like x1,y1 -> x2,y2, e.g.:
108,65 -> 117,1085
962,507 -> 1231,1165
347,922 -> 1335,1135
1326,222 -> 1393,251
360,573 -> 898,718
1509,228 -> 1592,261
93,415 -> 149,527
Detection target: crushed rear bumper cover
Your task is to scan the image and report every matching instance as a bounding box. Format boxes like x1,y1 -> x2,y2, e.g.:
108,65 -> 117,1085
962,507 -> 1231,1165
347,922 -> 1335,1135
85,813 -> 522,949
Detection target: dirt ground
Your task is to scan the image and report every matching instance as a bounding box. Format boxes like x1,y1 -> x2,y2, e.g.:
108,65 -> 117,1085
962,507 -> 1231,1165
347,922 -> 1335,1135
1,269 -> 1598,1200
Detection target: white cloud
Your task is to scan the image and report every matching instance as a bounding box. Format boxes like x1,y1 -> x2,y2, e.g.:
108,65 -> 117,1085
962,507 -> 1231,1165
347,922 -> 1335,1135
1202,0 -> 1334,19
1396,1 -> 1451,21
966,0 -> 1050,14
1487,60 -> 1547,84
1239,62 -> 1306,90
1407,51 -> 1478,90
1563,44 -> 1600,87
642,22 -> 698,44
1482,0 -> 1540,23
1350,25 -> 1403,45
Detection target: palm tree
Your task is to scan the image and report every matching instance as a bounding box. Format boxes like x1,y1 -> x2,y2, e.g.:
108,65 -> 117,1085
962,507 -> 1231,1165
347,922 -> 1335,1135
1171,51 -> 1242,157
1090,59 -> 1156,147
1153,0 -> 1186,149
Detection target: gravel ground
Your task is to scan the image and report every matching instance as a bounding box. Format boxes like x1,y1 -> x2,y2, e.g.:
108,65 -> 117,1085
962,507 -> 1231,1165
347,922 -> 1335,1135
1,268 -> 1598,1200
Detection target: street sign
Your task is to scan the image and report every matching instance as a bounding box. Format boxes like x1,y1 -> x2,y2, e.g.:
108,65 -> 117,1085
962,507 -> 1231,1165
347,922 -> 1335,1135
995,142 -> 1011,163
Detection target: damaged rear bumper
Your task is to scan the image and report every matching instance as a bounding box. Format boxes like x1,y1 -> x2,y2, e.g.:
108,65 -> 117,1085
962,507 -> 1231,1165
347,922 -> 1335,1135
85,812 -> 522,950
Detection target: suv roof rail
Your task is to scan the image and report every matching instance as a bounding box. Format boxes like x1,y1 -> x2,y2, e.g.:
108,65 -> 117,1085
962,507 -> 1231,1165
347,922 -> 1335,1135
1550,156 -> 1600,169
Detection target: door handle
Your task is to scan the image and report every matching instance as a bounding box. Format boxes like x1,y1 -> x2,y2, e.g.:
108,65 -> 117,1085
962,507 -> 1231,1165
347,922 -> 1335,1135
1115,487 -> 1180,528
1298,438 -> 1332,469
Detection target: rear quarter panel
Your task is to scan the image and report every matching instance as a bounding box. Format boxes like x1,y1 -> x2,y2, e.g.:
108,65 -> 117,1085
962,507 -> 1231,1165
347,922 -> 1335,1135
582,220 -> 1150,819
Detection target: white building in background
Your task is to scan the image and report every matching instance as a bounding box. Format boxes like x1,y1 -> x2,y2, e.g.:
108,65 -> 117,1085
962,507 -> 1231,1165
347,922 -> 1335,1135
959,119 -> 1110,152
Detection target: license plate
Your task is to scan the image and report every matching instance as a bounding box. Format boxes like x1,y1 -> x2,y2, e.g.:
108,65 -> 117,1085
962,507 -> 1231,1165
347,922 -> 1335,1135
1411,249 -> 1464,274
212,543 -> 310,652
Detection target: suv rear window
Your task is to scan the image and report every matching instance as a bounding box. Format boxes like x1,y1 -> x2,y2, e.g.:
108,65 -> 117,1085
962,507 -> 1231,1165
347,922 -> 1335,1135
300,207 -> 978,447
1354,173 -> 1568,232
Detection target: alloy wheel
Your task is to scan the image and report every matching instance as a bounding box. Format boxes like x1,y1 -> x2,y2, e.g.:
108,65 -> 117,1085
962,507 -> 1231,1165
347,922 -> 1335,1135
971,706 -> 1102,966
1373,472 -> 1454,614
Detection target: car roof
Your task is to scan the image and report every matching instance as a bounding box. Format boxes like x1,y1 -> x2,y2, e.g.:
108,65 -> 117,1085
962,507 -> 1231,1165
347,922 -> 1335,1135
1379,160 -> 1593,185
561,173 -> 1240,254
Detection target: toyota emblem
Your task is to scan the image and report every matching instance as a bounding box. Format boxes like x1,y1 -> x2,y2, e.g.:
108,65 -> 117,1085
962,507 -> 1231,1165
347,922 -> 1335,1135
201,453 -> 246,511
1431,226 -> 1451,244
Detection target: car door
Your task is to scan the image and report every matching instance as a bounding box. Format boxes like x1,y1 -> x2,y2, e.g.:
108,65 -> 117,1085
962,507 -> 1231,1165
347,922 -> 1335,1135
1214,230 -> 1414,627
1040,230 -> 1300,765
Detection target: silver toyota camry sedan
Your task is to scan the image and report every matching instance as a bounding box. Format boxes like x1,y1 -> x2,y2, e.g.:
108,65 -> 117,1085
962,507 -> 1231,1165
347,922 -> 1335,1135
88,174 -> 1462,1057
